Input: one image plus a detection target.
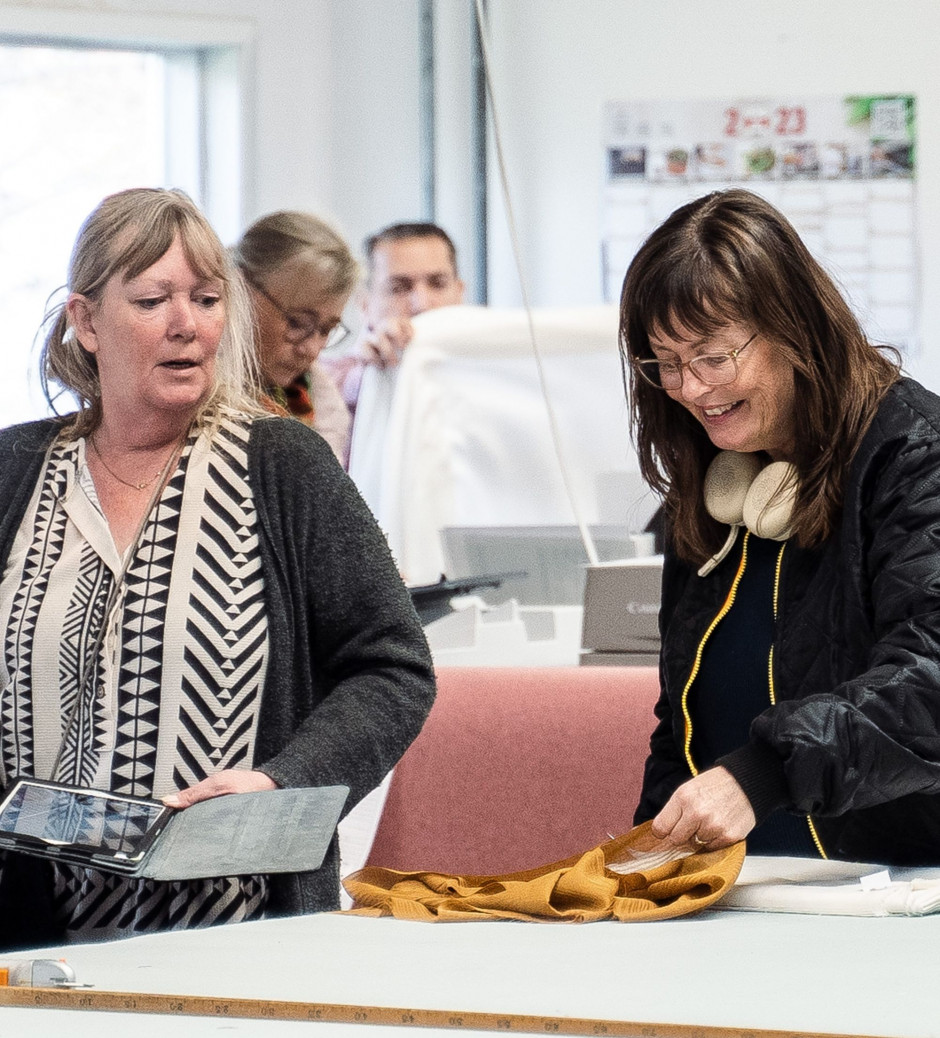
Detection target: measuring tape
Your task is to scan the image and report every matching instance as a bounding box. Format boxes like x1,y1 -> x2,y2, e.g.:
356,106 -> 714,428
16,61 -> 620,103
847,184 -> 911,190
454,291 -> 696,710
0,984 -> 889,1038
0,958 -> 75,988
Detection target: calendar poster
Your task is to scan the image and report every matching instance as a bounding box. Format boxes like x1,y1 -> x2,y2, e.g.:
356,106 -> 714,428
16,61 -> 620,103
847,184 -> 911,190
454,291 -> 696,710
602,96 -> 917,354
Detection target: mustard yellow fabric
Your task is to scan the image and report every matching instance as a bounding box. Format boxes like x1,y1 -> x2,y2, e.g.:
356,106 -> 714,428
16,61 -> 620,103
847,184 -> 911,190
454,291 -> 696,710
343,821 -> 746,923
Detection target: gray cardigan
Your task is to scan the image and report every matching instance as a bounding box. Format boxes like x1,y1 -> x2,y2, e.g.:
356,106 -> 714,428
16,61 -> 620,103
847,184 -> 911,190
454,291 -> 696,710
0,415 -> 436,916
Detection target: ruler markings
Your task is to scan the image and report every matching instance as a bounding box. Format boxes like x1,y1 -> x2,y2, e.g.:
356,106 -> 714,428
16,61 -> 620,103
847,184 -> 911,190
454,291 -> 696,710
0,985 -> 893,1038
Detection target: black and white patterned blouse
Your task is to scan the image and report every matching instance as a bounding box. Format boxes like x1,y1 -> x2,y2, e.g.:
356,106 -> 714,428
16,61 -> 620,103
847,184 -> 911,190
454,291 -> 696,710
0,412 -> 271,940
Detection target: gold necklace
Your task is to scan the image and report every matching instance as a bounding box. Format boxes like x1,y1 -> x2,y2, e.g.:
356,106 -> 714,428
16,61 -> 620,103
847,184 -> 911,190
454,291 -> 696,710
89,435 -> 175,491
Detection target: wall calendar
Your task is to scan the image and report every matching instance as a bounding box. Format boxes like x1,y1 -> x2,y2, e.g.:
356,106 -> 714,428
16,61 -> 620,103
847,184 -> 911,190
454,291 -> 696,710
602,95 -> 917,354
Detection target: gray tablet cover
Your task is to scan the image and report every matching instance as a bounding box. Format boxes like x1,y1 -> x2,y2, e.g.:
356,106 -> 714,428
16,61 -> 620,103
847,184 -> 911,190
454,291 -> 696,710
139,785 -> 348,881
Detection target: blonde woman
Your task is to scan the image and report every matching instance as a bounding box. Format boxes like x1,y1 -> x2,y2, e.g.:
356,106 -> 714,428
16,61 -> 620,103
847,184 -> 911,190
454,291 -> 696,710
232,210 -> 358,463
0,188 -> 434,949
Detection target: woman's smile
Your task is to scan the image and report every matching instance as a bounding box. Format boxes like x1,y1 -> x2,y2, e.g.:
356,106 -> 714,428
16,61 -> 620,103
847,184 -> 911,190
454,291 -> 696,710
652,322 -> 797,461
702,400 -> 739,418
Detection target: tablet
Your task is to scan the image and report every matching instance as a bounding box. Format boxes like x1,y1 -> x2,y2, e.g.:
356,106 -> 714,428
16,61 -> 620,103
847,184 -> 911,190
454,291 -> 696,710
0,777 -> 173,873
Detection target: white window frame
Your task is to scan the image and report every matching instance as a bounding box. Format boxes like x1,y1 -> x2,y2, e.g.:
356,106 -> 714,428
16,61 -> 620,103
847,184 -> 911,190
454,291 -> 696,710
0,5 -> 255,240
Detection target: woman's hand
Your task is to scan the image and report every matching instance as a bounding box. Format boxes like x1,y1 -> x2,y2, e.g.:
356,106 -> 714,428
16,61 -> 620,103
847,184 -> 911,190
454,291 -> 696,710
651,766 -> 755,850
161,769 -> 277,809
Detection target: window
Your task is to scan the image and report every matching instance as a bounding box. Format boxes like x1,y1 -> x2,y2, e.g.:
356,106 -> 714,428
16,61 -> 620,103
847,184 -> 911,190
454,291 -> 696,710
0,37 -> 243,423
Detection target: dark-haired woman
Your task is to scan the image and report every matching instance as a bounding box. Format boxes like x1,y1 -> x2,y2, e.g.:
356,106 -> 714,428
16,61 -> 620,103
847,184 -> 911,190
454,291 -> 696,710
622,187 -> 940,866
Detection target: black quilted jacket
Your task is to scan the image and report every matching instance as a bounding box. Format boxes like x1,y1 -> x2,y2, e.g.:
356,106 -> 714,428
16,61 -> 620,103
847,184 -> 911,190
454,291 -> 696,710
635,377 -> 940,866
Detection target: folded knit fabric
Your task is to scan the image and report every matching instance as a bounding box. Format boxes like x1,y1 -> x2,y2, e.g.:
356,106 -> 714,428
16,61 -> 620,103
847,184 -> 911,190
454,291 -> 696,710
343,821 -> 746,922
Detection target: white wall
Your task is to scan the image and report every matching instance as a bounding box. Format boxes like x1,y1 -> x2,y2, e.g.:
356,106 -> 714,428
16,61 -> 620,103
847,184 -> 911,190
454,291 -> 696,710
3,0 -> 940,387
477,0 -> 940,388
329,0 -> 425,252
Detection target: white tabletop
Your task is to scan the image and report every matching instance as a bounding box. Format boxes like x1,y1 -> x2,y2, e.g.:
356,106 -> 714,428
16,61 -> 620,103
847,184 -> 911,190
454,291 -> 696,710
4,900 -> 939,1038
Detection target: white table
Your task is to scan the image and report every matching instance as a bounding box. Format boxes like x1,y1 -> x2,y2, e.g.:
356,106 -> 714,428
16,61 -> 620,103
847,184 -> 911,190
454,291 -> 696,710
3,902 -> 938,1037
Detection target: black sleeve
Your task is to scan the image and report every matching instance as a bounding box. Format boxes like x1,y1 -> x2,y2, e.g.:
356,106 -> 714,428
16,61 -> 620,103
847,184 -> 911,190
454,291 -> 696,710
739,429 -> 940,818
633,546 -> 693,823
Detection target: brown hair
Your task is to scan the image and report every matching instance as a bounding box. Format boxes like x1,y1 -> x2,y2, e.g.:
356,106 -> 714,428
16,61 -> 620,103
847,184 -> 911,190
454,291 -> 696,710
42,187 -> 260,436
619,188 -> 899,564
364,221 -> 458,281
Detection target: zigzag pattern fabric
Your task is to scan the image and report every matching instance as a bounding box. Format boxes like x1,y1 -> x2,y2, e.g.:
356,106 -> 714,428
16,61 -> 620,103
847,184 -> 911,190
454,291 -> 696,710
172,426 -> 268,793
0,414 -> 271,938
107,462 -> 179,798
57,528 -> 114,789
0,446 -> 74,786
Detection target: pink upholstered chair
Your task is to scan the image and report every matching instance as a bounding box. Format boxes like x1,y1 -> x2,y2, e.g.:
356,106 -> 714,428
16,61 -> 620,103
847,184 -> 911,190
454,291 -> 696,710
366,665 -> 660,875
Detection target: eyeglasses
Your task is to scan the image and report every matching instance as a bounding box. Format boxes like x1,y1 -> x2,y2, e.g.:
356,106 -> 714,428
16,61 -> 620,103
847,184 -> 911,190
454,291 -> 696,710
247,276 -> 350,350
634,332 -> 758,390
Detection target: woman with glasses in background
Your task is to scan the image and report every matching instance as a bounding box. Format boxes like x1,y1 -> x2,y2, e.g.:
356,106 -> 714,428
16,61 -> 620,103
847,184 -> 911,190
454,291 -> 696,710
232,211 -> 355,463
621,188 -> 940,866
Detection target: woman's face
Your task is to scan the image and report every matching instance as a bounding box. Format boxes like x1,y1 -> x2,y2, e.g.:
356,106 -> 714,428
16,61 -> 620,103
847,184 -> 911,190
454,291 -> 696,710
70,234 -> 225,427
250,256 -> 350,388
648,320 -> 798,460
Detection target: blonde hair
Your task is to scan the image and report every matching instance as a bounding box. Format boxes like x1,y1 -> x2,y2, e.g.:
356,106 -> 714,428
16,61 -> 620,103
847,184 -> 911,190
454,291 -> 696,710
231,210 -> 359,297
41,187 -> 265,437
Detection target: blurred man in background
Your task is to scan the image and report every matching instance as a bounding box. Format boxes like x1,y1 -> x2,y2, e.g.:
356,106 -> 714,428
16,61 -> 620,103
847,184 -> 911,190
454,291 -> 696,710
322,222 -> 465,453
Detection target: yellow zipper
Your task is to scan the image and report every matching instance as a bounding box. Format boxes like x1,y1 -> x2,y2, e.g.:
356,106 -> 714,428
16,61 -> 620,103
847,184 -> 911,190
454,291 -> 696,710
681,530 -> 750,776
682,536 -> 828,859
767,543 -> 785,707
768,542 -> 827,859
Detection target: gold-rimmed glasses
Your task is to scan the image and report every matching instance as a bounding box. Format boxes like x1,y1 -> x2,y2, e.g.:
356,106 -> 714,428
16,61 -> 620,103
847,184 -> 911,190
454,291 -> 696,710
634,332 -> 758,390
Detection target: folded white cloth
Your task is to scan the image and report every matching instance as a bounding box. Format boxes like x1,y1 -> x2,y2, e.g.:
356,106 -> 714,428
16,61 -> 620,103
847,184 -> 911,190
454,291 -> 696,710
721,855 -> 940,917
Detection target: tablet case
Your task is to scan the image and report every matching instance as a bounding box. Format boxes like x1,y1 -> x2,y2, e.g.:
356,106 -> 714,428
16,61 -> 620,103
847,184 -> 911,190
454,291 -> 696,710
0,785 -> 348,881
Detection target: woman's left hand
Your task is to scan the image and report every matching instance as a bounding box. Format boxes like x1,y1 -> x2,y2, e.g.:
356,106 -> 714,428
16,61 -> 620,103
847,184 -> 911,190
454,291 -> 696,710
650,766 -> 755,850
161,769 -> 277,809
